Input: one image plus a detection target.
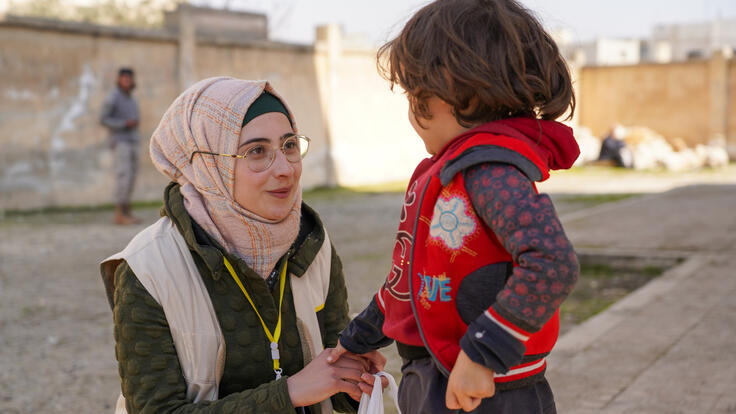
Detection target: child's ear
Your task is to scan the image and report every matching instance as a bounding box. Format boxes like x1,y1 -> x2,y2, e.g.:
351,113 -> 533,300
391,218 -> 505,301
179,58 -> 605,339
449,97 -> 483,131
457,96 -> 480,117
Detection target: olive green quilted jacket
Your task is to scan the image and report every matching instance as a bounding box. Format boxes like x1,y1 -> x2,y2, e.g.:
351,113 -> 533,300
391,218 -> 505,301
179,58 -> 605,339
111,183 -> 356,413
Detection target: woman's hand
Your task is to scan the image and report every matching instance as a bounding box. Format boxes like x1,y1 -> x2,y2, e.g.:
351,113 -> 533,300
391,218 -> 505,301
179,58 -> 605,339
328,340 -> 389,394
445,350 -> 495,412
286,348 -> 367,406
327,340 -> 387,373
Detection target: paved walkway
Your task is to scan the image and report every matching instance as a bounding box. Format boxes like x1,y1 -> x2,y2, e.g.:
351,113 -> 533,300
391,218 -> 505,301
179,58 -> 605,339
1,184 -> 734,413
547,185 -> 736,413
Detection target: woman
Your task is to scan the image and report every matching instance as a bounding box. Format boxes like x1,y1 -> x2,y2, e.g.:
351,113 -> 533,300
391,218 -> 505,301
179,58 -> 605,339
100,77 -> 384,413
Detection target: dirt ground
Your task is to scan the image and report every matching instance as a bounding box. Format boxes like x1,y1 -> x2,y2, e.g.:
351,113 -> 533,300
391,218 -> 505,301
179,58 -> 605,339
1,165 -> 733,413
0,191 -> 410,413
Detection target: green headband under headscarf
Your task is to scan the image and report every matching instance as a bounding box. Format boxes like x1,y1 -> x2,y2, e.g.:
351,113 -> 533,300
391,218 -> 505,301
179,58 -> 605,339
242,92 -> 291,127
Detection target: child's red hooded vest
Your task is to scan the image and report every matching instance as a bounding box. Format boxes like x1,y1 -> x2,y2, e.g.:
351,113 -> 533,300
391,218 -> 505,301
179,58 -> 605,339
376,118 -> 579,384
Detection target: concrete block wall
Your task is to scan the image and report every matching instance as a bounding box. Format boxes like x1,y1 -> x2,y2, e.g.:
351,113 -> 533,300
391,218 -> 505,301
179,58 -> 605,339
2,12 -> 733,211
0,20 -> 180,210
0,16 -> 424,211
578,49 -> 735,155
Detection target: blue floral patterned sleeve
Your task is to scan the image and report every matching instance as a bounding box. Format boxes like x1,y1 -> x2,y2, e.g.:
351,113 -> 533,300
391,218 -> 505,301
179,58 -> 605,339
459,162 -> 579,373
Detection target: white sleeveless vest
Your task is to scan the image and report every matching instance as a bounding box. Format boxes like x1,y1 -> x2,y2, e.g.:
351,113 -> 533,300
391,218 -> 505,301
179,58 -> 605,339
101,217 -> 333,413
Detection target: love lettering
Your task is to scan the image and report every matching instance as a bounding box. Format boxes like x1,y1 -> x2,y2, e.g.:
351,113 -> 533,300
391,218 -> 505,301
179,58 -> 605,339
416,273 -> 451,302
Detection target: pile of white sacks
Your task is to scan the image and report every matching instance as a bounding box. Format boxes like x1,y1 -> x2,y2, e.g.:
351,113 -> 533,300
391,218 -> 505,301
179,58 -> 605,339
622,127 -> 729,171
572,125 -> 730,171
571,126 -> 602,167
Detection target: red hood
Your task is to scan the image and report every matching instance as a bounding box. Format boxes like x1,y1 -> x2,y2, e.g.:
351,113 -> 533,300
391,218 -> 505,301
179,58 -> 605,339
436,117 -> 580,171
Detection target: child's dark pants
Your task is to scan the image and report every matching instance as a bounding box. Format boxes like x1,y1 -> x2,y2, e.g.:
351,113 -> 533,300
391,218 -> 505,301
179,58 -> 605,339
398,358 -> 556,414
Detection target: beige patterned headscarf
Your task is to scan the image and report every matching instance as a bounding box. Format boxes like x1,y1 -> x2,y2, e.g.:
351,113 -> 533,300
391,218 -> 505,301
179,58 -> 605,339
150,77 -> 301,279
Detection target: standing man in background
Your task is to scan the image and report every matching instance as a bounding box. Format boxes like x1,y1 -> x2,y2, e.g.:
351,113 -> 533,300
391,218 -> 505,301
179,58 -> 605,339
101,67 -> 141,225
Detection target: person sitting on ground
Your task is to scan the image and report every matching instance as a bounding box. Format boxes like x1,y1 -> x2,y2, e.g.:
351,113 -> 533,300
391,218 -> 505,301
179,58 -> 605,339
597,124 -> 633,168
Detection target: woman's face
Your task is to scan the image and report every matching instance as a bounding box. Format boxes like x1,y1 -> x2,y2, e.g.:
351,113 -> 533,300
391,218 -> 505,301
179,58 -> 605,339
233,112 -> 302,221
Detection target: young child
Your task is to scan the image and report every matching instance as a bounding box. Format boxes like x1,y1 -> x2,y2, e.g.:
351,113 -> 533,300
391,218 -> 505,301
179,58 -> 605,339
328,0 -> 580,413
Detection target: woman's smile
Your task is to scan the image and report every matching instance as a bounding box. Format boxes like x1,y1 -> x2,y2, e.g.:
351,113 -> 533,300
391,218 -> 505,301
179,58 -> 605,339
267,186 -> 293,199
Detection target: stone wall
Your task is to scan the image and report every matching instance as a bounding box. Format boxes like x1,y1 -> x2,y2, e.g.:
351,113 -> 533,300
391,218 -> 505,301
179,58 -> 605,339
0,19 -> 181,210
2,12 -> 733,212
314,25 -> 425,187
728,56 -> 736,151
0,15 -> 423,211
577,49 -> 735,154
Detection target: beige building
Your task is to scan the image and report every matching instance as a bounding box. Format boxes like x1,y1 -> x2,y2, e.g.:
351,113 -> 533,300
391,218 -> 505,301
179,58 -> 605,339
648,18 -> 736,62
577,38 -> 642,66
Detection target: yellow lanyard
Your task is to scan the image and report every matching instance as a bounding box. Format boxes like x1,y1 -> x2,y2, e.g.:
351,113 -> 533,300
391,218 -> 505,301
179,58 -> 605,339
223,257 -> 287,380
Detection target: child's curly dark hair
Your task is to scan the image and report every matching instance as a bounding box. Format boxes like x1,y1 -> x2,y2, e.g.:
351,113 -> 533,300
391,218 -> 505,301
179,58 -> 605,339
378,0 -> 575,127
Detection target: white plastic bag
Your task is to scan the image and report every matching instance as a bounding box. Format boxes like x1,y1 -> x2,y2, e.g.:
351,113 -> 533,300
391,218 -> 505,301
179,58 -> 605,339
357,371 -> 401,414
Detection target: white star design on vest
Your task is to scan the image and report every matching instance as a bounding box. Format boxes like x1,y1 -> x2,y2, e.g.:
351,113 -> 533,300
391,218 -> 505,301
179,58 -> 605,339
429,196 -> 476,250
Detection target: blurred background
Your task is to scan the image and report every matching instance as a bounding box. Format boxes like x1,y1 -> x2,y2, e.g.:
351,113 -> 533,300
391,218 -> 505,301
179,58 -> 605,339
0,1 -> 735,413
1,0 -> 735,209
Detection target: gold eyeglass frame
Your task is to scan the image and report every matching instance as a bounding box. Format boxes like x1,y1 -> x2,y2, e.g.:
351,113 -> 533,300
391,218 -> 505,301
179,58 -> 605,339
189,135 -> 311,171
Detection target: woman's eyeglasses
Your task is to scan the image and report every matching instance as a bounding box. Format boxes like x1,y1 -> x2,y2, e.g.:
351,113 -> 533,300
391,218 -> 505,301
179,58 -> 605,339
189,135 -> 311,173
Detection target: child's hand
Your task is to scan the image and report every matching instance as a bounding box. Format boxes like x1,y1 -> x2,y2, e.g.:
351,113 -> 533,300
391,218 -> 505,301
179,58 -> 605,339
328,340 -> 389,395
358,372 -> 389,395
445,350 -> 496,411
327,340 -> 387,373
